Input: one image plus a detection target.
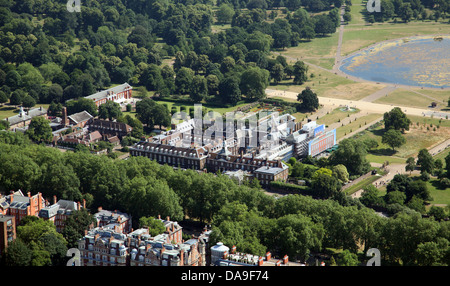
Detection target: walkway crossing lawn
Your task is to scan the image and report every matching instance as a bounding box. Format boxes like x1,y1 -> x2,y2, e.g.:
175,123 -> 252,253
344,174 -> 381,195
317,107 -> 360,127
336,113 -> 381,139
366,154 -> 407,165
433,147 -> 450,168
351,116 -> 450,161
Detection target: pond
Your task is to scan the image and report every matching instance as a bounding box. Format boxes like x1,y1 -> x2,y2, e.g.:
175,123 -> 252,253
339,36 -> 450,89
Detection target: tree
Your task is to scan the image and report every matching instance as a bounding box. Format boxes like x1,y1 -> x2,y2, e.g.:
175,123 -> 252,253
152,104 -> 171,129
135,98 -> 170,130
343,12 -> 352,23
399,3 -> 414,22
216,3 -> 235,24
61,209 -> 96,248
0,90 -> 8,106
329,138 -> 371,176
218,76 -> 241,105
313,14 -> 336,36
383,107 -> 411,132
405,157 -> 416,174
337,250 -> 360,266
240,67 -> 270,101
21,94 -> 36,108
297,87 -> 319,111
382,129 -> 406,151
1,239 -> 32,266
98,101 -> 122,121
15,216 -> 68,266
417,148 -> 434,174
360,185 -> 384,208
65,97 -> 98,117
311,173 -> 342,199
139,216 -> 166,236
293,61 -> 308,85
445,153 -> 450,177
26,117 -> 53,142
9,90 -> 23,106
175,67 -> 194,95
190,75 -> 208,103
269,63 -> 285,84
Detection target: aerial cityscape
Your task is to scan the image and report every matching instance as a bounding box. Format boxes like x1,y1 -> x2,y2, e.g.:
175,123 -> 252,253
0,0 -> 449,276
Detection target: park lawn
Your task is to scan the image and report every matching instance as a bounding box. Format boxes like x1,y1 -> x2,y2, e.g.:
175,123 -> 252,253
336,113 -> 382,139
407,115 -> 450,128
316,107 -> 360,127
344,174 -> 381,195
303,57 -> 335,70
341,21 -> 449,56
0,103 -> 51,121
366,154 -> 407,165
434,147 -> 450,168
411,89 -> 450,107
270,65 -> 385,101
373,89 -> 436,110
354,120 -> 450,159
279,32 -> 340,60
0,105 -> 20,120
426,179 -> 450,206
347,0 -> 367,26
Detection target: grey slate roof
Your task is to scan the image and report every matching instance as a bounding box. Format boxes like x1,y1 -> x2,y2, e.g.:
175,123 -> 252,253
68,110 -> 93,124
85,83 -> 131,101
6,106 -> 47,126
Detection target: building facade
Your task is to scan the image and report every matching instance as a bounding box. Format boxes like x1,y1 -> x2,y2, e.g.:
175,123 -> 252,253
0,215 -> 15,255
38,196 -> 86,233
85,83 -> 133,108
0,190 -> 45,226
77,216 -> 207,266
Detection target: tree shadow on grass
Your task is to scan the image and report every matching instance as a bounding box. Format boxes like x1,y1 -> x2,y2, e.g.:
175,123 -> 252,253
369,148 -> 397,156
430,179 -> 449,190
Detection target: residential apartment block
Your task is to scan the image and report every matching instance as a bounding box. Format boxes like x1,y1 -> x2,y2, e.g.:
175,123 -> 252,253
0,190 -> 45,226
94,207 -> 132,235
210,242 -> 303,266
0,215 -> 15,255
77,215 -> 208,266
38,196 -> 86,233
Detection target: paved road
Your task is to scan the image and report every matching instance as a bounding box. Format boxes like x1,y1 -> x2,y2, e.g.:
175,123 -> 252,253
266,89 -> 450,120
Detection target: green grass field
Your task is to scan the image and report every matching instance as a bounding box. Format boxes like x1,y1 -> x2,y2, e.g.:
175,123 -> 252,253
317,107 -> 361,127
271,65 -> 385,101
374,89 -> 437,110
426,179 -> 450,206
336,113 -> 382,139
351,117 -> 450,160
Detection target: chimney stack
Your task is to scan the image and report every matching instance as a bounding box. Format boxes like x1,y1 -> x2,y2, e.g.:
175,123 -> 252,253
266,252 -> 271,261
82,199 -> 86,209
275,260 -> 281,266
53,195 -> 57,205
283,255 -> 289,265
258,256 -> 264,266
231,245 -> 236,254
27,192 -> 31,198
62,107 -> 68,127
